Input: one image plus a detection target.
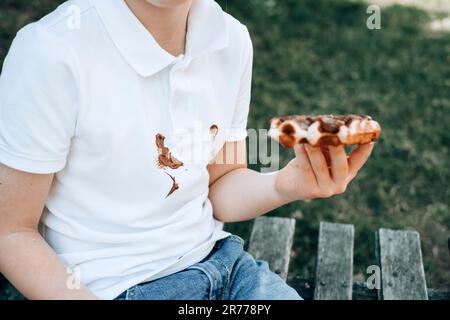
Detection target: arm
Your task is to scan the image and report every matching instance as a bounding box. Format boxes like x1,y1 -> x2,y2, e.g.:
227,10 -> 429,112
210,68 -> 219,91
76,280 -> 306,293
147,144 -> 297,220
207,140 -> 288,222
0,164 -> 98,300
208,140 -> 374,222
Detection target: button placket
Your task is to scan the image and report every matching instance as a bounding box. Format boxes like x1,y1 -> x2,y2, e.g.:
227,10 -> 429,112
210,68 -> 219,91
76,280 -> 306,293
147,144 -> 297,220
167,65 -> 178,134
167,57 -> 188,133
169,64 -> 197,134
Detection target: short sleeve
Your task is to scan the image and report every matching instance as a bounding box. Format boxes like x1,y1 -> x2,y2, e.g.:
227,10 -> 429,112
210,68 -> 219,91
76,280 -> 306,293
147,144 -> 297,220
0,25 -> 79,174
225,25 -> 253,142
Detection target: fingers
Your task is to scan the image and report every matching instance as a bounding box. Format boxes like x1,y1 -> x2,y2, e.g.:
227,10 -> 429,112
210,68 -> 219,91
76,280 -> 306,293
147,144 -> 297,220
292,142 -> 375,201
293,144 -> 317,184
304,144 -> 332,189
293,143 -> 305,159
321,146 -> 332,168
328,145 -> 349,187
348,142 -> 375,179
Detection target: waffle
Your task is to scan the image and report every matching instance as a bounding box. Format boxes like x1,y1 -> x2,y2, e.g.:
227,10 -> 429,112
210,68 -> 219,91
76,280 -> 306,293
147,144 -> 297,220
268,114 -> 381,147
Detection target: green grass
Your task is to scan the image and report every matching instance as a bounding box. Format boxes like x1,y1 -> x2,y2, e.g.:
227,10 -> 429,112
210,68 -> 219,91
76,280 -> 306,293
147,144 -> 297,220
1,0 -> 449,290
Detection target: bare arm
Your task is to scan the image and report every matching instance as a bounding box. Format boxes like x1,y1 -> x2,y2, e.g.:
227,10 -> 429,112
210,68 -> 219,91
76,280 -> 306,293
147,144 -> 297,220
0,164 -> 97,300
207,141 -> 287,222
208,140 -> 374,222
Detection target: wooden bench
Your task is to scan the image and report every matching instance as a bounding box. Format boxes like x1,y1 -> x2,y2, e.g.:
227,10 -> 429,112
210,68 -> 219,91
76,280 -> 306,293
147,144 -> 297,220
249,217 -> 450,300
1,217 -> 449,300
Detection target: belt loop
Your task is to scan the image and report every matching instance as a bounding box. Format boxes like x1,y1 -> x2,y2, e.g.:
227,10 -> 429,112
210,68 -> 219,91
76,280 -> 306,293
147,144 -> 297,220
188,262 -> 223,300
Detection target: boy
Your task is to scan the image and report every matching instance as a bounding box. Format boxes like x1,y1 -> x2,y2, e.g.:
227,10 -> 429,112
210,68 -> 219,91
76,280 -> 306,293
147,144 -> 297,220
0,0 -> 374,300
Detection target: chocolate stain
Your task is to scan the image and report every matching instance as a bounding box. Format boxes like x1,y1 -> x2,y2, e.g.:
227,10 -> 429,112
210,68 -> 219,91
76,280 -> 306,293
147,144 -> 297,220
209,124 -> 219,138
155,134 -> 184,170
155,133 -> 183,198
165,172 -> 179,198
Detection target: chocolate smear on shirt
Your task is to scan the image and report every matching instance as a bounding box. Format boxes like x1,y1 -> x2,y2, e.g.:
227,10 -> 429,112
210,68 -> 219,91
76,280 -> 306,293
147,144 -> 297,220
209,124 -> 219,138
165,172 -> 179,198
155,134 -> 184,170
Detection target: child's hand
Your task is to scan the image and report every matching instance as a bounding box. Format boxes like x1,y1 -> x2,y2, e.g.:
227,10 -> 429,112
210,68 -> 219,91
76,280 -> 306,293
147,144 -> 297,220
275,143 -> 375,202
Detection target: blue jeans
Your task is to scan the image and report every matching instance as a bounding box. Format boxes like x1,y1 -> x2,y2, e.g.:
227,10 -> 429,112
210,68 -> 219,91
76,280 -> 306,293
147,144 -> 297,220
114,235 -> 302,300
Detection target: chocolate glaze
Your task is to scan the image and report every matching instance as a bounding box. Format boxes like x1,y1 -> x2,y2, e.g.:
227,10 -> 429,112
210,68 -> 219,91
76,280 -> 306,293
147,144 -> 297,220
155,134 -> 184,170
280,122 -> 295,135
272,114 -> 372,134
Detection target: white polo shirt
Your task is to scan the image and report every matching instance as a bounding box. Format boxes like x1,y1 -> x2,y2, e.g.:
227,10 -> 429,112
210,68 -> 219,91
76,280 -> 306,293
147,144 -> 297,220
0,0 -> 253,300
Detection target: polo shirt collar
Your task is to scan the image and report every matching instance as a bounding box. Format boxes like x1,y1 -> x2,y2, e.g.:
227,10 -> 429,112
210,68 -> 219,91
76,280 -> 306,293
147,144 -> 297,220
94,0 -> 229,77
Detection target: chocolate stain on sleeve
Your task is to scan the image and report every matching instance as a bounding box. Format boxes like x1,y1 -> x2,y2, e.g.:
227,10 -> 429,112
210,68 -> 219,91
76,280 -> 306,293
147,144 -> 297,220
209,124 -> 219,139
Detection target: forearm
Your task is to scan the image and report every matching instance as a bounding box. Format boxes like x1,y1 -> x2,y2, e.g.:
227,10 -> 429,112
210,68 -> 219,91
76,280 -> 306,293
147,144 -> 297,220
0,230 -> 97,300
209,168 -> 290,222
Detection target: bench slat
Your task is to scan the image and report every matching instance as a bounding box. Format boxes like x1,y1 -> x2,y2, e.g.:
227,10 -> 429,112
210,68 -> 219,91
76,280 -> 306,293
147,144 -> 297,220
376,228 -> 428,300
287,276 -> 380,300
248,216 -> 296,281
314,222 -> 354,300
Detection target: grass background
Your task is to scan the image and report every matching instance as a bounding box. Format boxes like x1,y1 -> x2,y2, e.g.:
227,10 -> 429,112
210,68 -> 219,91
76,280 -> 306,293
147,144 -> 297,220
0,0 -> 449,291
